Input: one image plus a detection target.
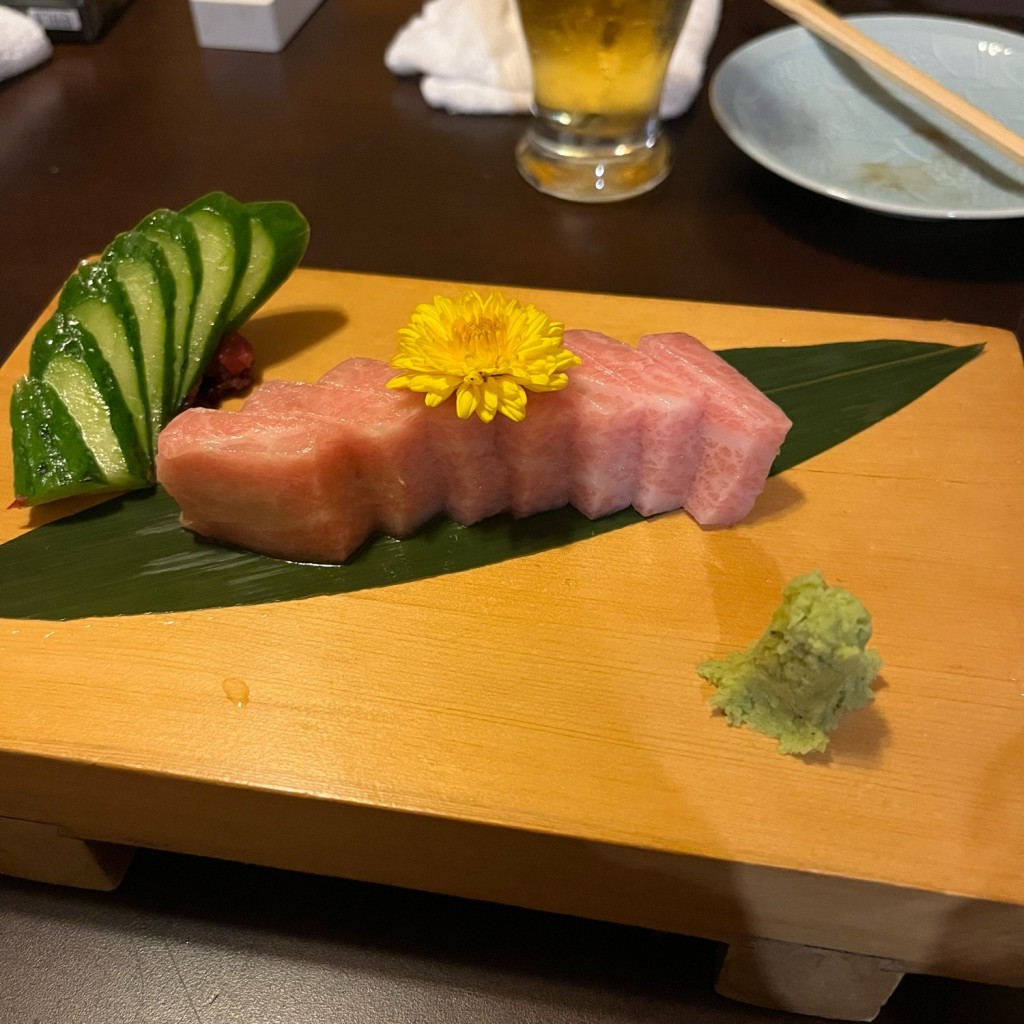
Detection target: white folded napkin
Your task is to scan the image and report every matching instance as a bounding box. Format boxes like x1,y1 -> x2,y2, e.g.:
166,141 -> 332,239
386,0 -> 722,119
0,6 -> 52,84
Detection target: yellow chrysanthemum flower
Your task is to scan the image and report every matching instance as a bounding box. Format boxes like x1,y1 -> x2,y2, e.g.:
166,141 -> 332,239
387,291 -> 581,423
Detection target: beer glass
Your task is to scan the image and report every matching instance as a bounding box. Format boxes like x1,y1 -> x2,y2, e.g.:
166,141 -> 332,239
514,0 -> 692,203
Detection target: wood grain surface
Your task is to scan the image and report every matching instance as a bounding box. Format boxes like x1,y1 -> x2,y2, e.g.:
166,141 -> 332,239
1,270 -> 1021,982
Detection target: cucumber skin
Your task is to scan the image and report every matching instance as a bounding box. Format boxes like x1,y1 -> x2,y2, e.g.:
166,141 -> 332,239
10,377 -> 110,505
225,201 -> 310,333
10,192 -> 309,507
135,210 -> 203,410
101,231 -> 177,427
179,192 -> 252,403
58,260 -> 152,456
29,314 -> 151,483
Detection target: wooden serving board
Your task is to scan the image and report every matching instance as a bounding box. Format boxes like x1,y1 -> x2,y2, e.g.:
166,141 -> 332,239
1,271 -> 1022,1011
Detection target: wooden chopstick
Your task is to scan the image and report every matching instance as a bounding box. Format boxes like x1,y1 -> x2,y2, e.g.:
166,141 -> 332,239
762,0 -> 1024,167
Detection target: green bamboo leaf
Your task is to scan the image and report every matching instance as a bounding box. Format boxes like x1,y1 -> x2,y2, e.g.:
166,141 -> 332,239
722,340 -> 985,473
0,340 -> 983,620
0,490 -> 642,620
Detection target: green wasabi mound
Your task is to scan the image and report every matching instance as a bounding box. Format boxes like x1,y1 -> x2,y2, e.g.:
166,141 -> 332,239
697,570 -> 882,755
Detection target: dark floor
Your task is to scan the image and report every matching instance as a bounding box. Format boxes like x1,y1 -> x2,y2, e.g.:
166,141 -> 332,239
0,850 -> 1020,1024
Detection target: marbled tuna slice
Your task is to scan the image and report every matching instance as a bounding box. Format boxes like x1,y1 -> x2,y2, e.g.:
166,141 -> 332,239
565,329 -> 705,518
430,413 -> 510,525
633,354 -> 705,518
241,379 -> 335,419
265,358 -> 442,537
326,358 -> 506,527
496,389 -> 573,518
561,331 -> 646,520
638,333 -> 791,525
246,362 -> 445,539
156,407 -> 373,564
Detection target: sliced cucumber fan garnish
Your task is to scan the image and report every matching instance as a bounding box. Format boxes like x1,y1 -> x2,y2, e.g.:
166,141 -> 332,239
9,191 -> 309,506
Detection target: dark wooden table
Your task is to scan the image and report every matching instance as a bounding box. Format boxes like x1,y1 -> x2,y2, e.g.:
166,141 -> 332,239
1,1 -> 1022,1022
1,0 -> 1022,359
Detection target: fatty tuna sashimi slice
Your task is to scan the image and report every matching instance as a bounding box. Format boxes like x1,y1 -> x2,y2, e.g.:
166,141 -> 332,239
632,354 -> 705,517
565,329 -> 705,518
429,413 -> 511,525
496,389 -> 573,518
328,357 -> 510,528
242,380 -> 444,532
241,361 -> 445,539
639,333 -> 792,526
561,331 -> 646,520
318,359 -> 445,534
241,379 -> 337,418
156,407 -> 374,564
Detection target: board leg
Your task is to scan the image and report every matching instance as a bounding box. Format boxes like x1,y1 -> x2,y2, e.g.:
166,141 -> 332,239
715,937 -> 906,1022
0,815 -> 134,891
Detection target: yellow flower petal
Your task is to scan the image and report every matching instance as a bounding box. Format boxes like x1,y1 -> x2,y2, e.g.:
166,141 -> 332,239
480,380 -> 502,422
498,379 -> 527,422
455,383 -> 478,420
387,372 -> 461,398
388,290 -> 578,423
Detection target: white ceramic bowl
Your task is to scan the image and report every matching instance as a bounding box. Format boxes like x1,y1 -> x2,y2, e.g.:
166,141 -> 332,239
710,15 -> 1024,219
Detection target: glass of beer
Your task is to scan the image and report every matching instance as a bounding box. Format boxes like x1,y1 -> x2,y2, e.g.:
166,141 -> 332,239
514,0 -> 692,203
